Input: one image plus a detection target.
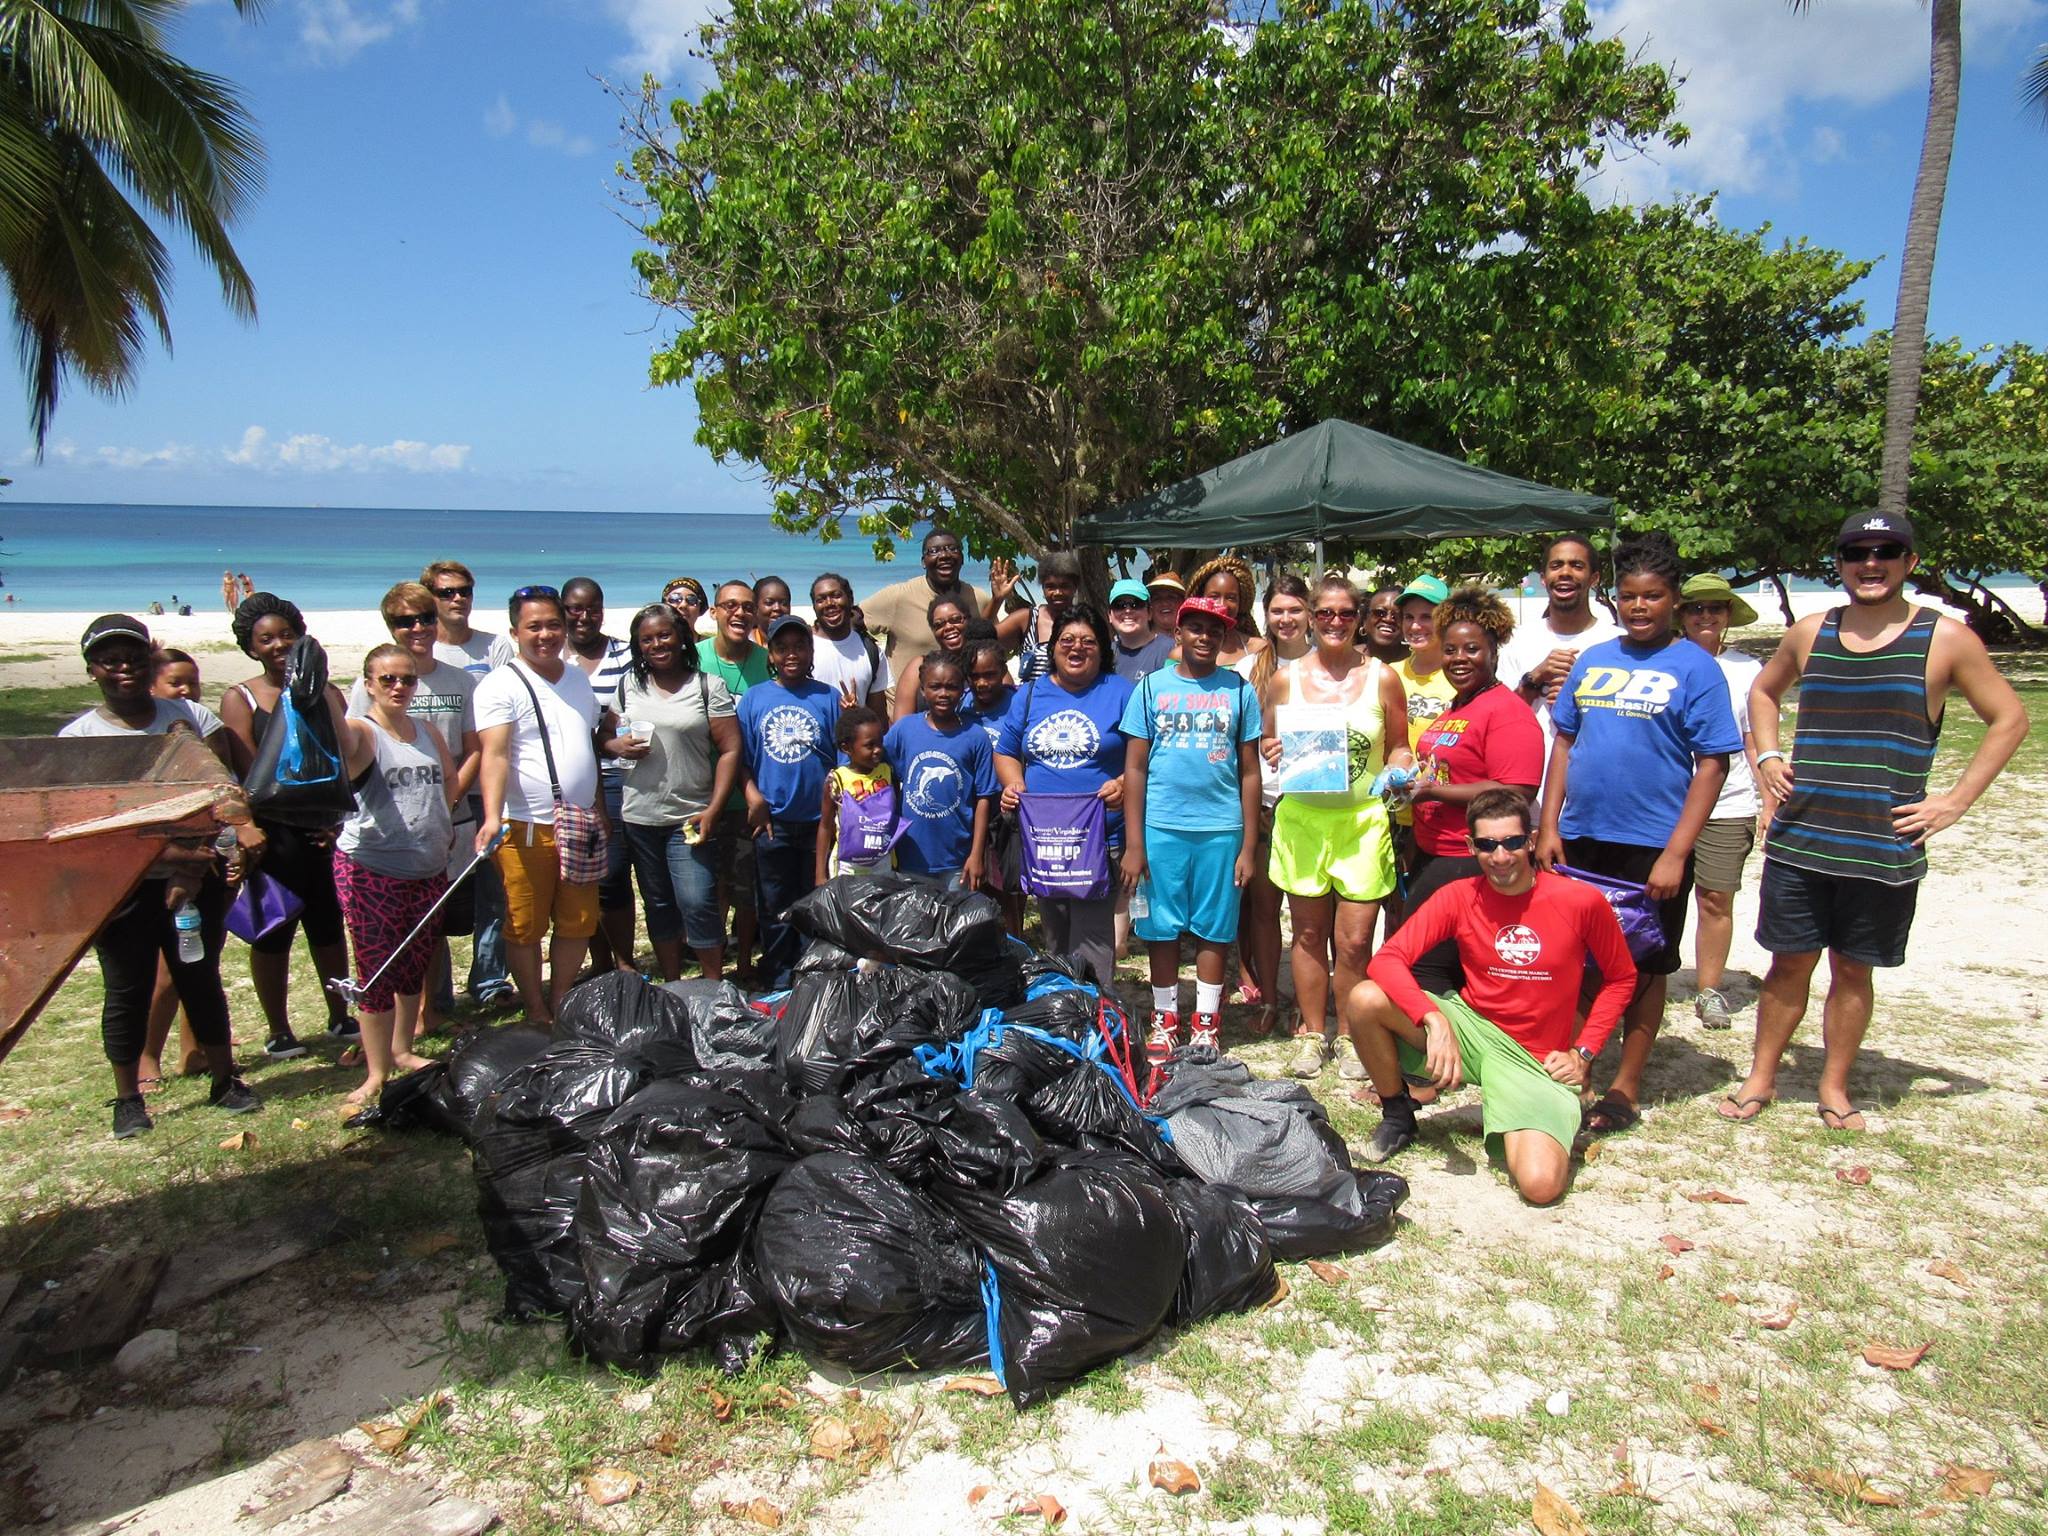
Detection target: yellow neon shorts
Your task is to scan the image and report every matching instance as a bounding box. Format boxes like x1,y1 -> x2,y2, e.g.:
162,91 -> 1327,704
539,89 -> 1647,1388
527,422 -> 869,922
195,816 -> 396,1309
1268,795 -> 1396,904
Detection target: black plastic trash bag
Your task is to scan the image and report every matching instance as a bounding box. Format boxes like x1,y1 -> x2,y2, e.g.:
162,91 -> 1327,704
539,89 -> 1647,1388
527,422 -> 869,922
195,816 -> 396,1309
999,983 -> 1101,1046
557,970 -> 697,1077
663,979 -> 779,1072
1253,1170 -> 1410,1260
1026,1064 -> 1177,1171
243,634 -> 355,828
940,1151 -> 1184,1406
1151,1059 -> 1362,1211
794,936 -> 863,973
570,1079 -> 794,1372
754,1152 -> 989,1375
376,1024 -> 550,1140
787,873 -> 1023,1008
927,1092 -> 1049,1194
777,967 -> 978,1094
1162,1179 -> 1279,1324
471,1119 -> 590,1319
970,1027 -> 1084,1101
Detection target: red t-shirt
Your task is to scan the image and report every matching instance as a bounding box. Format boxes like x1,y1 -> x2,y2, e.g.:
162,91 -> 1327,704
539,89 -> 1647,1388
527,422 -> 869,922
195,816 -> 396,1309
1367,869 -> 1636,1059
1410,683 -> 1545,856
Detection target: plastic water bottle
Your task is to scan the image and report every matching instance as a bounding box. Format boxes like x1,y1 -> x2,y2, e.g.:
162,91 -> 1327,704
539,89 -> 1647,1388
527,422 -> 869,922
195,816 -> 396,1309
173,899 -> 204,964
1128,883 -> 1150,921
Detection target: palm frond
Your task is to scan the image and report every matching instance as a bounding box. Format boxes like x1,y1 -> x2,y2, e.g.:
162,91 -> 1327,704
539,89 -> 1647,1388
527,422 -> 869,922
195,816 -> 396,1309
2024,43 -> 2048,128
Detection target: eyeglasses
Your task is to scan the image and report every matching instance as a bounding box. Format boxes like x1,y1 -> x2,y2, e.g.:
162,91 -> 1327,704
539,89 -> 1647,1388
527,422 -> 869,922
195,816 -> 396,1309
370,672 -> 419,689
1110,600 -> 1146,612
564,603 -> 602,616
386,611 -> 436,629
1838,542 -> 1906,563
1312,607 -> 1359,622
715,599 -> 754,613
511,585 -> 559,601
431,584 -> 474,600
1055,635 -> 1099,650
1470,833 -> 1532,853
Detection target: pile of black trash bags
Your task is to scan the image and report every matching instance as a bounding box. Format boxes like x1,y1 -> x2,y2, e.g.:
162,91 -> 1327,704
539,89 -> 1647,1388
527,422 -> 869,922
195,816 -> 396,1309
379,875 -> 1407,1407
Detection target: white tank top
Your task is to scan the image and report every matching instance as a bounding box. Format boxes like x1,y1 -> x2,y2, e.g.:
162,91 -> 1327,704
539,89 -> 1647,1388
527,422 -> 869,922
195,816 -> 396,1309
337,718 -> 452,880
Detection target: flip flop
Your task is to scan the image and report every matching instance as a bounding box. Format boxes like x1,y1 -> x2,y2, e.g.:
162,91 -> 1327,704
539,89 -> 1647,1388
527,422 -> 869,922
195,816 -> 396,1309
1583,1090 -> 1641,1136
136,1074 -> 164,1095
1816,1104 -> 1866,1132
1716,1092 -> 1774,1123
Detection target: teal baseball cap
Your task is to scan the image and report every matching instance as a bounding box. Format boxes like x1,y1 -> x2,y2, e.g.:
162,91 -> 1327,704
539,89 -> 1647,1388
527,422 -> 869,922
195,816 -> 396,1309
1108,578 -> 1151,606
1399,574 -> 1449,605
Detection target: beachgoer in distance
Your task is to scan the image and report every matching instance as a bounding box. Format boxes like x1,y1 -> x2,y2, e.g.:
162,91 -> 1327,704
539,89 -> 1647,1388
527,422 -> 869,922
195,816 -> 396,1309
862,529 -> 987,667
1261,574 -> 1412,1079
473,587 -> 606,1027
888,593 -> 971,720
751,576 -> 793,650
662,576 -> 708,639
600,603 -> 740,982
1108,578 -> 1174,682
348,581 -> 483,1037
221,570 -> 235,612
1350,789 -> 1636,1204
1239,575 -> 1313,1038
423,559 -> 514,678
1536,530 -> 1738,1136
59,615 -> 262,1138
809,572 -> 892,713
700,579 -> 771,981
738,616 -> 841,989
1120,595 -> 1263,1063
1722,511 -> 2030,1128
562,578 -> 638,976
237,572 -> 254,602
994,605 -> 1133,987
332,643 -> 459,1104
817,706 -> 896,883
885,651 -> 997,891
1146,572 -> 1187,638
220,592 -> 357,1061
1362,585 -> 1410,667
1674,575 -> 1766,1032
1499,534 -> 1623,805
994,549 -> 1083,684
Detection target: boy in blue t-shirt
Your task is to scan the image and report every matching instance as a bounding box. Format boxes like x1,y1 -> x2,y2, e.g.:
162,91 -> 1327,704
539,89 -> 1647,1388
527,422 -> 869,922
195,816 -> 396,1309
739,616 -> 842,987
883,652 -> 997,890
1119,596 -> 1262,1061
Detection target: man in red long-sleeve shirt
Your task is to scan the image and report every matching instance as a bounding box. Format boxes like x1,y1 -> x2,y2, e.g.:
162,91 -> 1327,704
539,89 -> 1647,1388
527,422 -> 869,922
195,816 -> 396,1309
1348,788 -> 1635,1204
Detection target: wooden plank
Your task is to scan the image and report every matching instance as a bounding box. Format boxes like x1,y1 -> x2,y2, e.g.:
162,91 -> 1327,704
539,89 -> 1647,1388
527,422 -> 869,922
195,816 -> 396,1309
33,1252 -> 168,1363
150,1204 -> 345,1319
241,1438 -> 356,1530
311,1464 -> 496,1536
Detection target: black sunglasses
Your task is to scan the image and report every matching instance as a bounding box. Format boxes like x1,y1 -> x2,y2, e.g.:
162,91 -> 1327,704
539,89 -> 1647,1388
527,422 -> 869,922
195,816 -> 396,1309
1110,599 -> 1147,612
512,584 -> 560,601
431,584 -> 474,599
1471,833 -> 1532,853
1838,542 -> 1906,563
387,611 -> 436,629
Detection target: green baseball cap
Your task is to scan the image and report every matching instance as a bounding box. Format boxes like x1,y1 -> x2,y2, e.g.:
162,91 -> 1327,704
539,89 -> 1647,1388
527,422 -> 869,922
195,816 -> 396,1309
1399,574 -> 1449,606
1108,578 -> 1151,605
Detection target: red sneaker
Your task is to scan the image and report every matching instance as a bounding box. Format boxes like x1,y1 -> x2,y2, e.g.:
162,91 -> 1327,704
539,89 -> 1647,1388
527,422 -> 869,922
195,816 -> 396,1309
1190,1013 -> 1221,1052
1147,1011 -> 1183,1066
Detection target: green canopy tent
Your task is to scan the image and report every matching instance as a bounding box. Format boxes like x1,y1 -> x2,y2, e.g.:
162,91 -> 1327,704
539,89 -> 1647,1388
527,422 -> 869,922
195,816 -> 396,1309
1074,418 -> 1613,572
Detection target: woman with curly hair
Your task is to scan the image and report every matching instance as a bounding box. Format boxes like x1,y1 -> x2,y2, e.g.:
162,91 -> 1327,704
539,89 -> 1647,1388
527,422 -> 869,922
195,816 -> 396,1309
1182,555 -> 1267,674
220,592 -> 358,1060
1538,531 -> 1740,1135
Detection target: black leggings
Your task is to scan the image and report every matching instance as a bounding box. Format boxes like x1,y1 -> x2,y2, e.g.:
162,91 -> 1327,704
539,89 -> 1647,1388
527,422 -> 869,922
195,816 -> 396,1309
94,878 -> 233,1066
249,821 -> 347,954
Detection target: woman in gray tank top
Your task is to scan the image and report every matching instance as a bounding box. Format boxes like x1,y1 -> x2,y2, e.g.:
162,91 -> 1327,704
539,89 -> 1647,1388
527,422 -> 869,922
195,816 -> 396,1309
334,643 -> 460,1104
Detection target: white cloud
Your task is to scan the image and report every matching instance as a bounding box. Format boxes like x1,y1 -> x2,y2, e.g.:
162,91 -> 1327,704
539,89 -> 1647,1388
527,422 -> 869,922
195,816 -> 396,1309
1589,0 -> 2046,204
227,424 -> 471,473
93,442 -> 199,470
602,0 -> 724,79
484,92 -> 518,138
297,0 -> 424,66
483,95 -> 598,156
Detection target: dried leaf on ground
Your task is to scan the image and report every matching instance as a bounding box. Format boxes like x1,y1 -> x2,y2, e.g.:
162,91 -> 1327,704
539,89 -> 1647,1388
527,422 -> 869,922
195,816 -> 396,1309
1148,1450 -> 1201,1495
807,1408 -> 891,1467
1263,1273 -> 1291,1306
1685,1190 -> 1747,1205
403,1231 -> 460,1260
218,1130 -> 256,1151
967,1485 -> 991,1506
1691,1383 -> 1722,1403
1717,1292 -> 1740,1306
721,1497 -> 784,1528
1658,1235 -> 1694,1255
289,1117 -> 311,1131
1012,1492 -> 1067,1525
1835,1165 -> 1872,1186
1927,1259 -> 1970,1287
1694,1416 -> 1730,1439
707,1388 -> 735,1422
1655,1264 -> 1676,1281
1938,1465 -> 1995,1500
940,1375 -> 1005,1397
1306,1260 -> 1349,1285
646,1429 -> 682,1457
1862,1341 -> 1931,1371
357,1392 -> 448,1456
1581,1140 -> 1602,1163
1532,1482 -> 1591,1536
1798,1468 -> 1900,1506
808,1417 -> 857,1461
583,1467 -> 641,1507
0,1105 -> 31,1125
1758,1301 -> 1800,1330
1602,1476 -> 1661,1503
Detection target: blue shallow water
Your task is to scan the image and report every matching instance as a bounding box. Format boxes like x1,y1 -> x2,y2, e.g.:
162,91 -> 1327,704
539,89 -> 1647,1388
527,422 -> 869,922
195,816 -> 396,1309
0,503 -> 985,613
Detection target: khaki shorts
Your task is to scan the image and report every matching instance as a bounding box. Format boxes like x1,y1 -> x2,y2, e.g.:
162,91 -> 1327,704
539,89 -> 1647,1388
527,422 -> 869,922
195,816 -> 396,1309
1692,816 -> 1757,895
494,820 -> 600,944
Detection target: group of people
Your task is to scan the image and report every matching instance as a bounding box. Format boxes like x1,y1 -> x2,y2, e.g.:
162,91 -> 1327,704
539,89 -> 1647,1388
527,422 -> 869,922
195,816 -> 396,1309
62,517 -> 2027,1209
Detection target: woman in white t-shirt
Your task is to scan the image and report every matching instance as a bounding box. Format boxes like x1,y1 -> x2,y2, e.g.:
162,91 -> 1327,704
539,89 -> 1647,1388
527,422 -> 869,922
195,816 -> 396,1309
1677,576 -> 1766,1030
473,587 -> 603,1026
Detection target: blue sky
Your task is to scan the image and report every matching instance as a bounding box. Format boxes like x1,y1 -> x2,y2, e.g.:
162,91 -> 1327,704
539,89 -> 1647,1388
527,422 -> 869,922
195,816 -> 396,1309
8,0 -> 2046,512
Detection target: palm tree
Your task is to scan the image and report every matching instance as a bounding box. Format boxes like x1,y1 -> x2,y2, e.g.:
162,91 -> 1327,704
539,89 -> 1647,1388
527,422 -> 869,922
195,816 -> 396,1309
0,1 -> 265,454
1790,0 -> 1960,521
2025,43 -> 2048,124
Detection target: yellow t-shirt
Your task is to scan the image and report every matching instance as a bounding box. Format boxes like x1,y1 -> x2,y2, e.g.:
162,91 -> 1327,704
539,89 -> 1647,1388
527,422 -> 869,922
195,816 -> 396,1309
1392,658 -> 1455,828
827,764 -> 896,874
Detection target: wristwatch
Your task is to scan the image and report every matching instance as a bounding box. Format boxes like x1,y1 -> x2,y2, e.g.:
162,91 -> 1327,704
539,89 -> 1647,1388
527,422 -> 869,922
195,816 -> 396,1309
1573,1046 -> 1595,1066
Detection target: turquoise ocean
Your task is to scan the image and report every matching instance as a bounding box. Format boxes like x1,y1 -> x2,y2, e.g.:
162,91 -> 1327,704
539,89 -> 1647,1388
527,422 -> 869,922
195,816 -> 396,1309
0,502 -> 989,613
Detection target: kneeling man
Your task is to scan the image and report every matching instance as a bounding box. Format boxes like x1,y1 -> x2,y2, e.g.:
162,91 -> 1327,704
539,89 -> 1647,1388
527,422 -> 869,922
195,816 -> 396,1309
1347,789 -> 1635,1204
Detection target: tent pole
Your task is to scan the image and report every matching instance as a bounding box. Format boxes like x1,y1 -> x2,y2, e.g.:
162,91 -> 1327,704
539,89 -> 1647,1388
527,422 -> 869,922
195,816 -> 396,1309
1313,537 -> 1324,578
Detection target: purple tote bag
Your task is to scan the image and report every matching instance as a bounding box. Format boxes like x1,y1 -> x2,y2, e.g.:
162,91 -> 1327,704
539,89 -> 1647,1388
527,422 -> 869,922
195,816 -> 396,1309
224,870 -> 305,945
1553,864 -> 1663,964
1016,792 -> 1111,901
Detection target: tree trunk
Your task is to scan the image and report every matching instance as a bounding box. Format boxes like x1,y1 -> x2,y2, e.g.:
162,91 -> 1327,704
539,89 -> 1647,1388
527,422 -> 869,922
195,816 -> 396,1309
1880,0 -> 1961,519
1768,573 -> 1796,627
1911,572 -> 2043,647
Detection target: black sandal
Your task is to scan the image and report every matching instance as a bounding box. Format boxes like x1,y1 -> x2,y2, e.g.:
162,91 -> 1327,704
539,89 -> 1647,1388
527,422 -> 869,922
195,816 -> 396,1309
1583,1090 -> 1640,1136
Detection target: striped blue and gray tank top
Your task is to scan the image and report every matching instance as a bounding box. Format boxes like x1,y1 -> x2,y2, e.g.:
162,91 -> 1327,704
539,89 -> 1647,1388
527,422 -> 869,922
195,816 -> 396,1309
1764,607 -> 1941,887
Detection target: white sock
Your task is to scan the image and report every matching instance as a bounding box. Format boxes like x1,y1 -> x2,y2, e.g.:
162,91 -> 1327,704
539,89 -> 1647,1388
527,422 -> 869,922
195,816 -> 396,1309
1152,985 -> 1178,1017
1195,980 -> 1224,1016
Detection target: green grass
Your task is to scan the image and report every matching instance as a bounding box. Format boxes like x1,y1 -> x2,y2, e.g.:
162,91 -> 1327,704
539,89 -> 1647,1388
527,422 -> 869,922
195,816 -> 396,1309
0,682 -> 99,736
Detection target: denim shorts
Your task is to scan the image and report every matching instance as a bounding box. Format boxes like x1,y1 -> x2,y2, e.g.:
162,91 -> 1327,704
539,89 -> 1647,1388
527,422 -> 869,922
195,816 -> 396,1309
623,820 -> 724,951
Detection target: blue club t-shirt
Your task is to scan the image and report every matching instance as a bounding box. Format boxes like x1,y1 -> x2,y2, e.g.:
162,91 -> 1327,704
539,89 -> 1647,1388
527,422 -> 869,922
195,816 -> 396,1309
996,673 -> 1135,841
1551,636 -> 1741,846
960,687 -> 1016,755
737,678 -> 841,823
884,713 -> 998,873
1118,664 -> 1262,834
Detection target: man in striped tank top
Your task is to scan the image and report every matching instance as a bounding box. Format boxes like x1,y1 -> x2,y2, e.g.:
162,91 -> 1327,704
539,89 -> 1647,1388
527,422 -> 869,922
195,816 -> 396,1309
1721,511 -> 2030,1130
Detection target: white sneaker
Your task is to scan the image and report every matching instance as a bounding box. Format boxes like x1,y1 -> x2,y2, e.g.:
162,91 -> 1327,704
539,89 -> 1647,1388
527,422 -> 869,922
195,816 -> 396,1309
1284,1033 -> 1328,1078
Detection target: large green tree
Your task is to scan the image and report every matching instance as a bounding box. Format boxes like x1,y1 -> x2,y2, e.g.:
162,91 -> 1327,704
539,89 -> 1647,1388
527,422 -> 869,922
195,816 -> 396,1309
630,0 -> 1677,570
0,0 -> 265,452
